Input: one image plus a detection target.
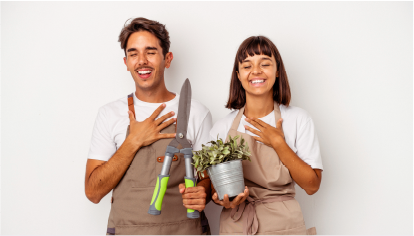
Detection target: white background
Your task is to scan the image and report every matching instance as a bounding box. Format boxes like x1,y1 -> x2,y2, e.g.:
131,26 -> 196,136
2,1 -> 412,235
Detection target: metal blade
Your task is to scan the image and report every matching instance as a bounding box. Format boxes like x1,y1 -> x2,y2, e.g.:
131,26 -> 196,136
175,78 -> 192,148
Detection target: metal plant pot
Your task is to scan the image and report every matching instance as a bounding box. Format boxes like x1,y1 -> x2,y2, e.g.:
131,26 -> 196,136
207,159 -> 245,201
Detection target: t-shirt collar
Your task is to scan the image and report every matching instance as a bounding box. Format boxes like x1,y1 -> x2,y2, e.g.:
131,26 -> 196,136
132,92 -> 179,107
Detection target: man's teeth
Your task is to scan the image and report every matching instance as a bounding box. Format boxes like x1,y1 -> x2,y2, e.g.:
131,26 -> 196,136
138,71 -> 152,75
251,80 -> 264,84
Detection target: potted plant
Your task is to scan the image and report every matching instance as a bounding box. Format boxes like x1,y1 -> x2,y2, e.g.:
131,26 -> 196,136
192,135 -> 251,200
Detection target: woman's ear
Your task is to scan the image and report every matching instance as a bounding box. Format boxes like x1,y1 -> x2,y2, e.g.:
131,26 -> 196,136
276,70 -> 279,78
237,70 -> 240,81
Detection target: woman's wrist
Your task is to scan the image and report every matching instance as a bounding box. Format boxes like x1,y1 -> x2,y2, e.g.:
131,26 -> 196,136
270,136 -> 286,150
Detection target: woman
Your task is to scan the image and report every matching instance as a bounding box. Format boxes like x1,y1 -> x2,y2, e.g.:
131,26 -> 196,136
209,36 -> 323,235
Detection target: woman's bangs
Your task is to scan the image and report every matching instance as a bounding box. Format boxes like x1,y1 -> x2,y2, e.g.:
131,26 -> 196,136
237,37 -> 273,63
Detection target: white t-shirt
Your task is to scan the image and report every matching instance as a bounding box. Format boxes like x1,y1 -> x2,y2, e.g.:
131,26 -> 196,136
88,92 -> 213,161
210,105 -> 323,170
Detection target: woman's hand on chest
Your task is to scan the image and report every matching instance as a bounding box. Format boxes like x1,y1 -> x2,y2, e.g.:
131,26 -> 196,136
244,117 -> 285,149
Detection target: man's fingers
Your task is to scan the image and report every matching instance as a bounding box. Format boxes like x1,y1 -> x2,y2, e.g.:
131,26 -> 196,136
182,186 -> 205,194
158,133 -> 176,139
182,192 -> 207,200
244,125 -> 262,136
128,110 -> 136,121
183,204 -> 205,212
149,103 -> 166,120
178,183 -> 186,194
155,111 -> 175,126
156,118 -> 176,132
183,198 -> 206,205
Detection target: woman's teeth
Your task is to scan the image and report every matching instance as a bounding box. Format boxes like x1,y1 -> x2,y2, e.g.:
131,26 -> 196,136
138,71 -> 151,75
251,80 -> 264,84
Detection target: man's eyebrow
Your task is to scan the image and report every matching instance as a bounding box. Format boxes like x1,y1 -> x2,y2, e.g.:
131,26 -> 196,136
127,48 -> 137,53
146,47 -> 158,51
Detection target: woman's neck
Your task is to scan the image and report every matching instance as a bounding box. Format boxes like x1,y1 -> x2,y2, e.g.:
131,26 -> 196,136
244,92 -> 274,119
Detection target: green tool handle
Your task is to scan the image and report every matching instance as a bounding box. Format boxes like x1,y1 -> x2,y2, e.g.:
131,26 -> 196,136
185,177 -> 200,218
148,174 -> 170,215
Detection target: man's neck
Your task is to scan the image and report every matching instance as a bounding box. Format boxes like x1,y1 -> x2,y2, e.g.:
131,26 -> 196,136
135,82 -> 176,103
244,92 -> 274,119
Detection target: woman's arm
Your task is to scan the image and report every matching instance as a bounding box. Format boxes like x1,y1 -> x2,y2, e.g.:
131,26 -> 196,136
245,118 -> 322,195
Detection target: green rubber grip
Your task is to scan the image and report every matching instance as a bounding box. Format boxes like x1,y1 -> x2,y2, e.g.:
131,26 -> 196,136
184,177 -> 200,218
148,175 -> 169,215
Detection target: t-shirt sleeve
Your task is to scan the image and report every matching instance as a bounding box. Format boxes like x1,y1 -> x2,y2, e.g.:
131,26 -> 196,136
295,117 -> 323,170
87,107 -> 116,161
192,111 -> 213,152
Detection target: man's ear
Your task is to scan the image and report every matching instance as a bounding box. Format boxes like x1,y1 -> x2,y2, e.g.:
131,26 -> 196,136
123,57 -> 129,71
165,52 -> 173,68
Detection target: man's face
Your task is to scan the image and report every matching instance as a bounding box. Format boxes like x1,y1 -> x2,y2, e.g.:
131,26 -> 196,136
123,31 -> 172,91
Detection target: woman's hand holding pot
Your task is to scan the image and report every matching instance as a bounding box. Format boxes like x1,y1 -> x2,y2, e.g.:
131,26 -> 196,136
212,186 -> 249,209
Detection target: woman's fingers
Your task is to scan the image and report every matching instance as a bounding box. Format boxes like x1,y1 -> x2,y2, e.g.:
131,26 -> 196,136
245,118 -> 264,131
239,187 -> 249,202
252,136 -> 268,146
212,193 -> 223,206
252,118 -> 270,128
276,118 -> 284,131
244,125 -> 262,136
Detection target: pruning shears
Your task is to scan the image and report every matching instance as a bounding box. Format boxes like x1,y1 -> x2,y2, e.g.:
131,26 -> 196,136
148,78 -> 200,219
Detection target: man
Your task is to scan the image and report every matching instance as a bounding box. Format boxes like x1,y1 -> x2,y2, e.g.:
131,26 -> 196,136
85,17 -> 212,235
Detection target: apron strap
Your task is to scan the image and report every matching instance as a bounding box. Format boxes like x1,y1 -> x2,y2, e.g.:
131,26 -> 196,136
128,93 -> 136,118
230,195 -> 294,235
230,107 -> 245,131
273,101 -> 281,121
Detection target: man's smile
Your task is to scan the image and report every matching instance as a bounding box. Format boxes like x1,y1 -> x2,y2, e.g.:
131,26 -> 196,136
136,68 -> 153,79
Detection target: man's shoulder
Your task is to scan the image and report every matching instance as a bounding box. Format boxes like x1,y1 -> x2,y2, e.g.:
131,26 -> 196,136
97,95 -> 128,116
190,98 -> 211,117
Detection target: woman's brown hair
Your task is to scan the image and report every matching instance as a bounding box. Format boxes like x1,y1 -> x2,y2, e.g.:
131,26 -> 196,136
118,17 -> 170,58
225,36 -> 291,109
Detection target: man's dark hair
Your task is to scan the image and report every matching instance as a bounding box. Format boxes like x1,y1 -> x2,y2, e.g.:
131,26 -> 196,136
118,17 -> 170,58
226,36 -> 291,109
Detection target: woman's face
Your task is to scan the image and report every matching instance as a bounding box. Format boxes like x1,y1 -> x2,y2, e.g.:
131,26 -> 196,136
237,54 -> 277,97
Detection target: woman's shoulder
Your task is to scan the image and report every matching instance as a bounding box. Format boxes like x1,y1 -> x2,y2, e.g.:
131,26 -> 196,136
280,104 -> 312,122
210,109 -> 239,139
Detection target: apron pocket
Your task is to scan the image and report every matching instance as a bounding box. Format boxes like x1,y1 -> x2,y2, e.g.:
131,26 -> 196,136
115,218 -> 203,235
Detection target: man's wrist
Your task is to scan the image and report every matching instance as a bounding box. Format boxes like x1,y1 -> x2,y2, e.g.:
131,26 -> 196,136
124,136 -> 142,151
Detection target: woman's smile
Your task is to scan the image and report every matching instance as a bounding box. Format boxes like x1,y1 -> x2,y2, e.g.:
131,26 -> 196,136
249,78 -> 267,87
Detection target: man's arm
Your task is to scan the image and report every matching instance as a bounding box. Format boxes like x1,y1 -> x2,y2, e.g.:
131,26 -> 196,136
85,104 -> 176,203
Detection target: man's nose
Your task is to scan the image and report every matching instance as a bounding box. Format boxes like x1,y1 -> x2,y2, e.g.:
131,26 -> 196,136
137,53 -> 148,65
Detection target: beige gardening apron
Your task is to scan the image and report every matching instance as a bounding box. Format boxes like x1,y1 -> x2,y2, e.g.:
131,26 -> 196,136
106,94 -> 210,235
219,102 -> 316,235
